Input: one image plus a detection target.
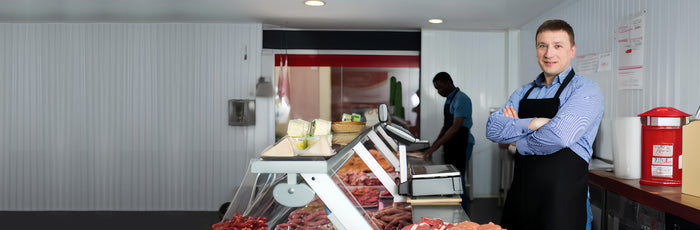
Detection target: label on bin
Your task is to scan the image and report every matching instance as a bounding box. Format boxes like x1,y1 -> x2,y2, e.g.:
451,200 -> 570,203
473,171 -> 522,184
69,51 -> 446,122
651,165 -> 673,178
652,144 -> 673,157
652,157 -> 673,166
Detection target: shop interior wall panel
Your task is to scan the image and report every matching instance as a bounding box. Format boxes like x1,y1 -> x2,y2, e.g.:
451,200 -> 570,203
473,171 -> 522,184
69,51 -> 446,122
420,29 -> 507,197
0,23 -> 267,211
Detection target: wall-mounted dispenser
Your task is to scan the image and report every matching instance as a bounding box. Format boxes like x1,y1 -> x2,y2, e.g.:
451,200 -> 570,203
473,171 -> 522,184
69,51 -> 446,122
255,77 -> 274,97
228,99 -> 255,126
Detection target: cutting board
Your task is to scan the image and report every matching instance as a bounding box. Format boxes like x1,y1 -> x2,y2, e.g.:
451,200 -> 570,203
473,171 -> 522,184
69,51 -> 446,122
407,196 -> 462,206
682,121 -> 700,197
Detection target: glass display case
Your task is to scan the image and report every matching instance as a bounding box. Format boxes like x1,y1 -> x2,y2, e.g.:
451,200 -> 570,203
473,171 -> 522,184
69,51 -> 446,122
222,125 -> 410,230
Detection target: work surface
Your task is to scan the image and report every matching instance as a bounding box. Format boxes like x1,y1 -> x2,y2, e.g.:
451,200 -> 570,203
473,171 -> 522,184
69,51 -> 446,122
588,169 -> 700,226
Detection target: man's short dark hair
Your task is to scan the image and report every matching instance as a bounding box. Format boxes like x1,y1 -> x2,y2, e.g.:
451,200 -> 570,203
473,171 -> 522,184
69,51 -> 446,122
536,19 -> 575,46
433,72 -> 453,84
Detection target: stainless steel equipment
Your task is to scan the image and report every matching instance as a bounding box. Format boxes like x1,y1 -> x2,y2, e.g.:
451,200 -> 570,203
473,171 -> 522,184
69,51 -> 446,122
378,104 -> 430,151
399,164 -> 463,196
399,164 -> 470,224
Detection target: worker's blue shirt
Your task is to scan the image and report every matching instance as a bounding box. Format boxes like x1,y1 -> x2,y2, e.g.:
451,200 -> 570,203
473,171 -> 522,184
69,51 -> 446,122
446,87 -> 475,144
486,67 -> 604,163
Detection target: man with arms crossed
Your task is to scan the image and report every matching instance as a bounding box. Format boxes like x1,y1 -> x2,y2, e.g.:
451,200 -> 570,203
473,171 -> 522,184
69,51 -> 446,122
486,19 -> 603,229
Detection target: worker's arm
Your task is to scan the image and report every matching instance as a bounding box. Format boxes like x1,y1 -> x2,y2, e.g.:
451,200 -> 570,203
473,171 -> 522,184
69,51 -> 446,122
499,106 -> 549,151
515,81 -> 604,155
486,85 -> 536,144
423,116 -> 465,160
504,105 -> 551,130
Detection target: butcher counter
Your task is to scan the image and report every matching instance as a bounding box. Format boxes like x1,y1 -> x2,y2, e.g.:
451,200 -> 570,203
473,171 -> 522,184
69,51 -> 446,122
588,169 -> 700,230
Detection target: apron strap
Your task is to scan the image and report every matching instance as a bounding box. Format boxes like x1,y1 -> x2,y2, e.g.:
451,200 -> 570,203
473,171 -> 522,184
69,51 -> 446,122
554,69 -> 576,98
522,69 -> 576,100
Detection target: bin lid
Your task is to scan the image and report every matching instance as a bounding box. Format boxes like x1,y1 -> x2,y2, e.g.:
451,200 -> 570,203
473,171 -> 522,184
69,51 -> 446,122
638,107 -> 691,117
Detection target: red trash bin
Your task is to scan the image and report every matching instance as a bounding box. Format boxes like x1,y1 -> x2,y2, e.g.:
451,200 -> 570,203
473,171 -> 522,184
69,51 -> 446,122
638,107 -> 691,186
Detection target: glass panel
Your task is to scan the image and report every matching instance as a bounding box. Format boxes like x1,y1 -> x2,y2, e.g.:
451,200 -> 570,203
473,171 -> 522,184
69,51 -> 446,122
225,129 -> 406,230
333,139 -> 401,230
274,55 -> 420,139
331,67 -> 420,137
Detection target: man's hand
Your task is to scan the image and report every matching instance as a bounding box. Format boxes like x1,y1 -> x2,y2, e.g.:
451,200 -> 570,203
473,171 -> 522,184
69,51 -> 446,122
528,117 -> 551,130
502,105 -> 551,130
503,106 -> 519,118
499,142 -> 517,152
501,106 -> 553,151
501,106 -> 520,151
422,148 -> 435,161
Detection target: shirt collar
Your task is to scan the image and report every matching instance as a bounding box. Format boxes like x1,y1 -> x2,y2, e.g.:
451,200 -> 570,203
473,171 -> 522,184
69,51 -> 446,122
534,66 -> 573,87
447,87 -> 460,100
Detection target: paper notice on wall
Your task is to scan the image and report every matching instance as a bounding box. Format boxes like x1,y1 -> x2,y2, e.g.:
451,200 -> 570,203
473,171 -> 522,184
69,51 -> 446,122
575,53 -> 598,75
598,52 -> 612,72
617,14 -> 645,69
618,68 -> 644,90
617,13 -> 645,90
575,52 -> 613,75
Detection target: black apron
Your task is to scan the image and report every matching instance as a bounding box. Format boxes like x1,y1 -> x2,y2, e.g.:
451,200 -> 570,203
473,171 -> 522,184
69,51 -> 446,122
500,70 -> 589,230
442,88 -> 471,174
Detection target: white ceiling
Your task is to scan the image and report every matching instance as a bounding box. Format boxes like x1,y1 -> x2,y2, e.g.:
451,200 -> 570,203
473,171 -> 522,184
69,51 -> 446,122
0,0 -> 567,30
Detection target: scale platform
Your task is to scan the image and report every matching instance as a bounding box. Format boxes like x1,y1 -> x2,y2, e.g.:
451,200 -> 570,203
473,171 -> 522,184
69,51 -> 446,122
399,164 -> 463,197
403,165 -> 469,223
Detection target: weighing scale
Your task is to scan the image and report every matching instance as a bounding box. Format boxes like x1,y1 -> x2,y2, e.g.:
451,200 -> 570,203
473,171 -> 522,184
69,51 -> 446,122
377,104 -> 469,223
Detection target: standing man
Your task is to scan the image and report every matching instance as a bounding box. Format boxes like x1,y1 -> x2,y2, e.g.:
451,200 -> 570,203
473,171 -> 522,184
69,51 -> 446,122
486,19 -> 603,229
423,72 -> 475,213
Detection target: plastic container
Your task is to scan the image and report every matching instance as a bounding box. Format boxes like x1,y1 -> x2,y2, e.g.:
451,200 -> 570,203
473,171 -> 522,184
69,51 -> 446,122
613,117 -> 641,179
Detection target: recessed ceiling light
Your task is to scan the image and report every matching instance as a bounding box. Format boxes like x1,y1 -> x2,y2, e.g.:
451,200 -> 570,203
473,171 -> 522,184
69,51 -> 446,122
428,19 -> 444,24
304,0 -> 326,6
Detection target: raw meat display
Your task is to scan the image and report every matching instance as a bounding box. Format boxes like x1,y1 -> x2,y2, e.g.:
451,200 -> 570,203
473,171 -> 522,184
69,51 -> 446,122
449,221 -> 505,230
400,217 -> 454,230
470,222 -> 504,230
337,149 -> 395,174
400,216 -> 453,230
340,170 -> 383,186
300,196 -> 325,212
373,205 -> 413,230
380,190 -> 393,197
449,221 -> 480,230
365,177 -> 382,185
400,217 -> 506,230
212,213 -> 267,230
275,209 -> 335,230
340,170 -> 370,186
348,187 -> 380,206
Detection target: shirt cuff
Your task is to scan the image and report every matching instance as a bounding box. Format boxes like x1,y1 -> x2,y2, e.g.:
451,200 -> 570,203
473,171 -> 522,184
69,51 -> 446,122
515,118 -> 533,135
516,138 -> 531,155
514,118 -> 534,155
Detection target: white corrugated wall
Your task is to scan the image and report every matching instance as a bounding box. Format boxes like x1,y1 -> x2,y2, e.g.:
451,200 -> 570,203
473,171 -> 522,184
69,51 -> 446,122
0,23 -> 269,210
421,30 -> 507,197
519,0 -> 700,161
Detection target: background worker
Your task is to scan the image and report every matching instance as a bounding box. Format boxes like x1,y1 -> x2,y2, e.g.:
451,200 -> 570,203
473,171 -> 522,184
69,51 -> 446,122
423,72 -> 475,214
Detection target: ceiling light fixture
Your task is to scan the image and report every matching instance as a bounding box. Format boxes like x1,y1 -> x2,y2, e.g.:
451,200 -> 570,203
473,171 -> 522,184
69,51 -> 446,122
428,18 -> 444,24
304,0 -> 326,6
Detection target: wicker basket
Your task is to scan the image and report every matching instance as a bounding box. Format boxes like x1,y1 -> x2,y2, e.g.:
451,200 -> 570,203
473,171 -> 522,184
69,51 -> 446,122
332,132 -> 361,145
331,122 -> 366,133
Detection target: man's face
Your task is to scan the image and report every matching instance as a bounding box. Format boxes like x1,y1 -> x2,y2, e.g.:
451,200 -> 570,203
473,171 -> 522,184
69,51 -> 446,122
433,81 -> 452,97
536,30 -> 576,79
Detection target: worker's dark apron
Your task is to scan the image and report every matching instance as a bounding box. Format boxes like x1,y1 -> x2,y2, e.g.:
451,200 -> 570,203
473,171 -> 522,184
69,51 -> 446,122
500,70 -> 588,230
442,88 -> 470,174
